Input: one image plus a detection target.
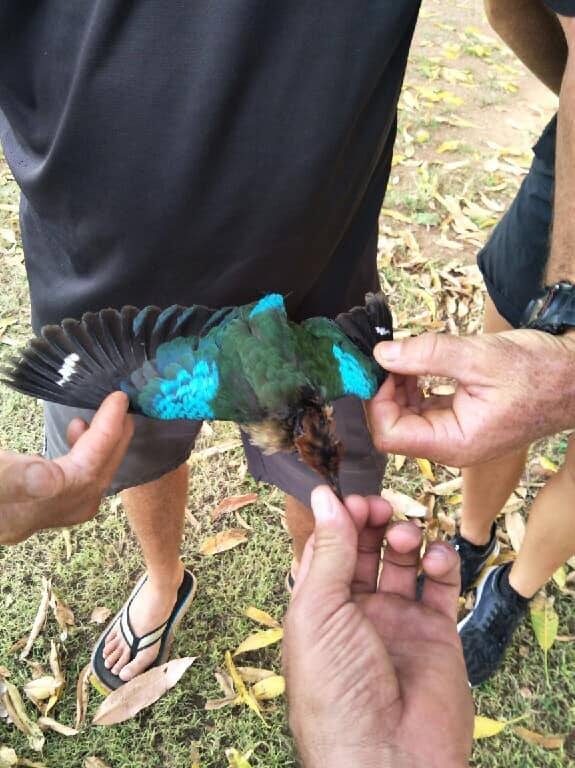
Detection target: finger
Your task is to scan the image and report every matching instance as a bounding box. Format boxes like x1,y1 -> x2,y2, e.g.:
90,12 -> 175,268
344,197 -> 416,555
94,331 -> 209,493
378,521 -> 422,599
66,417 -> 89,448
299,486 -> 358,606
346,495 -> 393,593
62,392 -> 133,479
0,453 -> 65,501
290,533 -> 315,597
374,333 -> 474,381
420,542 -> 461,621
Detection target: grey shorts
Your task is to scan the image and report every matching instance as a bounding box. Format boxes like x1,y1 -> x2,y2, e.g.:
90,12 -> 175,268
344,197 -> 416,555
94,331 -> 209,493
43,395 -> 385,506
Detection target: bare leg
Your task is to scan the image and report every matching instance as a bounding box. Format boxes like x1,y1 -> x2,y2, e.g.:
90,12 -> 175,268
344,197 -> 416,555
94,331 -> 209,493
509,434 -> 575,598
285,494 -> 314,578
461,296 -> 529,545
102,463 -> 188,681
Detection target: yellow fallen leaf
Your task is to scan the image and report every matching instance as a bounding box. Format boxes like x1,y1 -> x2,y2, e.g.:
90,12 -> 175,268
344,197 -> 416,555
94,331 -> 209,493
539,456 -> 558,474
236,667 -> 276,684
552,566 -> 567,590
243,607 -> 281,628
473,715 -> 510,739
513,726 -> 565,750
438,139 -> 462,153
49,590 -> 75,636
92,657 -> 196,725
199,529 -> 249,555
225,652 -> 266,724
530,595 -> 559,684
233,628 -> 284,656
225,748 -> 254,768
251,675 -> 285,701
24,676 -> 63,702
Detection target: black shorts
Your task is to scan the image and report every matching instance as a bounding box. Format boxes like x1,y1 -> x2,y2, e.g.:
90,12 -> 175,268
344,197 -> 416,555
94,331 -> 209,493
477,116 -> 556,328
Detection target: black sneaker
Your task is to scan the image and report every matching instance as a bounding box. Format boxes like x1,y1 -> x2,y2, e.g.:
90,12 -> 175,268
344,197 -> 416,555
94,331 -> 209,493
451,523 -> 500,595
457,563 -> 529,687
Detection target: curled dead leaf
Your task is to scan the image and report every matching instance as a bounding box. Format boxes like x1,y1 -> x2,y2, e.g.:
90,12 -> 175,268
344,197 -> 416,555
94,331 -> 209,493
505,511 -> 525,554
236,667 -> 276,684
380,489 -> 426,519
20,577 -> 51,661
513,726 -> 565,750
90,607 -> 112,624
1,680 -> 45,751
37,716 -> 79,736
75,663 -> 92,727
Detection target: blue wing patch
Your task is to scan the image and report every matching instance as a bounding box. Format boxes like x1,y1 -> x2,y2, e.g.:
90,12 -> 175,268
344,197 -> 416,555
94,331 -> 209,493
249,294 -> 286,318
332,344 -> 377,399
138,359 -> 220,420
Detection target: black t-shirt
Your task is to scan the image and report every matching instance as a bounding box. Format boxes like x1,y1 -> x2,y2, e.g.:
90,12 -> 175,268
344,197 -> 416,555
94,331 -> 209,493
0,2 -> 420,330
545,0 -> 575,14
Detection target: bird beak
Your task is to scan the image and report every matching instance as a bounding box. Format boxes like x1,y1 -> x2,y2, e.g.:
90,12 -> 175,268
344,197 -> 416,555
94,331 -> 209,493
327,471 -> 343,502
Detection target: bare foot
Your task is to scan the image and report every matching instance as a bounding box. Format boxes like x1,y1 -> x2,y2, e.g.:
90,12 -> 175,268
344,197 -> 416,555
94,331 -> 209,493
103,564 -> 184,682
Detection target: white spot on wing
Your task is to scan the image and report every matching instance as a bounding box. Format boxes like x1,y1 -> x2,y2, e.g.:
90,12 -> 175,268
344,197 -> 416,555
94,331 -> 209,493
57,353 -> 80,386
375,326 -> 390,336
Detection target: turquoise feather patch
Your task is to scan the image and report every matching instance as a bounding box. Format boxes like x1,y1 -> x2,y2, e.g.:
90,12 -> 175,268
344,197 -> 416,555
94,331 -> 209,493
249,294 -> 286,318
332,344 -> 376,399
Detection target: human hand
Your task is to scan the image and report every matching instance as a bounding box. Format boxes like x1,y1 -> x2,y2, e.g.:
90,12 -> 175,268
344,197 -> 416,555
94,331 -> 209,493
366,329 -> 575,466
283,486 -> 473,768
0,392 -> 134,544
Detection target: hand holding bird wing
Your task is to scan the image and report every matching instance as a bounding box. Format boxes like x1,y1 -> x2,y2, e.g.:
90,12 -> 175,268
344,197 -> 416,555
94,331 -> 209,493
367,329 -> 575,466
0,392 -> 133,544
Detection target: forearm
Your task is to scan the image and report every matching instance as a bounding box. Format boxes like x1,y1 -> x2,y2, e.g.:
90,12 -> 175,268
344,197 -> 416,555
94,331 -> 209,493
547,16 -> 575,282
484,0 -> 566,94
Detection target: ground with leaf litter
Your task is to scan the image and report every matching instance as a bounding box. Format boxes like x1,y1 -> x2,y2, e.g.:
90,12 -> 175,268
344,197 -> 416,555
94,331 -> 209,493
1,0 -> 574,766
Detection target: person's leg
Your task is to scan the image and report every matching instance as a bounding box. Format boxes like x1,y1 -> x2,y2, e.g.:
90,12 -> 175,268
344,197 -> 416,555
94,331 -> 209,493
460,296 -> 529,548
509,433 -> 575,598
102,463 -> 188,681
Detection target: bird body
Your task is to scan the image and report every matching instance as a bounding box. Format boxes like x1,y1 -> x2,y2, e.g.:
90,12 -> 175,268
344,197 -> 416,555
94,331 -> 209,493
2,292 -> 392,495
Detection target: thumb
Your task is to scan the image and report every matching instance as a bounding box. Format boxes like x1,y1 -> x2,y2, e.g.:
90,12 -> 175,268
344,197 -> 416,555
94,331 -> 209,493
374,333 -> 468,379
0,454 -> 65,502
300,486 -> 358,602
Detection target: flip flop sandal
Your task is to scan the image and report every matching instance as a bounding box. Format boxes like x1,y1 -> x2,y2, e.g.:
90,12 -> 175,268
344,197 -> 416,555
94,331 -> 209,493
90,568 -> 197,694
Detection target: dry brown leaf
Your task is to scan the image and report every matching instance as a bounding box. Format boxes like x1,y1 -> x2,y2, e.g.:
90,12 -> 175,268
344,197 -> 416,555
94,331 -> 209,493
394,454 -> 407,472
37,716 -> 79,736
90,607 -> 112,624
437,512 -> 456,536
49,590 -> 75,635
513,726 -> 565,750
1,680 -> 45,751
85,759 -> 111,768
20,577 -> 51,661
505,511 -> 525,554
61,529 -> 73,560
214,668 -> 236,698
24,676 -> 62,702
235,511 -> 253,530
75,663 -> 92,727
204,694 -> 240,711
430,477 -> 462,496
199,529 -> 249,556
211,493 -> 259,522
380,489 -> 427,519
92,657 -> 195,725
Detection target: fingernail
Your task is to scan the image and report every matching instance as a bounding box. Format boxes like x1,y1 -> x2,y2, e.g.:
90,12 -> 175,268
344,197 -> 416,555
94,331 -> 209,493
375,341 -> 399,363
311,487 -> 337,524
24,463 -> 55,497
425,543 -> 450,561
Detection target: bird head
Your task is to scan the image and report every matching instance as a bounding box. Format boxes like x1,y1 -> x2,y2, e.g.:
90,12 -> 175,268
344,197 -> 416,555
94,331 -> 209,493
292,392 -> 344,500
